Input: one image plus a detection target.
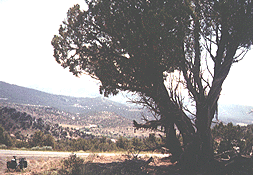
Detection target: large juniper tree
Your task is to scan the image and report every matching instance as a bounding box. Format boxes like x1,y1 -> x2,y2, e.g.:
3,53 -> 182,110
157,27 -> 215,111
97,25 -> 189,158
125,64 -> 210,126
52,0 -> 253,169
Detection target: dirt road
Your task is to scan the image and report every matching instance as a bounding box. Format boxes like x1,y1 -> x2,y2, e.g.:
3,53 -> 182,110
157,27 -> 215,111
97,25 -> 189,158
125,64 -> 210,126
0,149 -> 169,158
1,149 -> 80,158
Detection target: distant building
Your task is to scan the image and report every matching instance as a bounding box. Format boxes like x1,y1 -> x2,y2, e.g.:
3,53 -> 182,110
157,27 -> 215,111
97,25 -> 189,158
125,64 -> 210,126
236,123 -> 248,126
89,124 -> 97,128
111,139 -> 117,143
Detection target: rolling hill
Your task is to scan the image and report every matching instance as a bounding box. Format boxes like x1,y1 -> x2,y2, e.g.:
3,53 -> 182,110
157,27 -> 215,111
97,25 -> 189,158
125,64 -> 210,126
218,104 -> 253,125
1,81 -> 253,125
0,81 -> 150,122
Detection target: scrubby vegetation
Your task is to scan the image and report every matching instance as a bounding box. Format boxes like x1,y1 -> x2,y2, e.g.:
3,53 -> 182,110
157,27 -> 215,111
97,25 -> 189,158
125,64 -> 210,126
57,154 -> 152,175
212,122 -> 253,156
1,104 -> 253,174
0,125 -> 12,147
0,104 -> 155,141
0,105 -> 164,152
50,133 -> 163,153
1,102 -> 253,174
1,120 -> 253,159
1,102 -> 252,157
0,122 -> 163,153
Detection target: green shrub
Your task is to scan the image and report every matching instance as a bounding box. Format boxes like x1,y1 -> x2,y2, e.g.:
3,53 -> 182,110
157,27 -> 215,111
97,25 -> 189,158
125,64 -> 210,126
58,154 -> 84,175
0,144 -> 7,149
31,146 -> 53,151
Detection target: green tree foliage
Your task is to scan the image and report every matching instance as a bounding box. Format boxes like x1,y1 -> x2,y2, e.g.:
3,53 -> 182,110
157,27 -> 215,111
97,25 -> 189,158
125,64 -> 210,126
143,133 -> 163,151
43,134 -> 55,148
52,135 -> 163,153
30,130 -> 45,147
0,125 -> 12,147
59,154 -> 84,175
30,130 -> 55,148
242,126 -> 253,154
14,140 -> 29,148
52,0 -> 253,168
50,1 -> 189,133
212,123 -> 253,156
131,137 -> 145,151
116,136 -> 131,150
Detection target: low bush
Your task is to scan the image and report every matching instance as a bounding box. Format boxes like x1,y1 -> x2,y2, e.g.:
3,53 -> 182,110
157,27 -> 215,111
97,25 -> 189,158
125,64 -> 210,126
0,144 -> 7,149
31,146 -> 53,151
58,154 -> 84,175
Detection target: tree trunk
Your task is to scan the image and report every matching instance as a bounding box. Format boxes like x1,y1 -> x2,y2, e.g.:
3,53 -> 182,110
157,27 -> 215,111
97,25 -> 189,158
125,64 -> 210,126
149,79 -> 184,159
179,101 -> 216,170
165,122 -> 183,161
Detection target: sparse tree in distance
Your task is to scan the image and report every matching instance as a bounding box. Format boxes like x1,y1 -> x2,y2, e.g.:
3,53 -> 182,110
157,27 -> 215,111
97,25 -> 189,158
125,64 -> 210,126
52,0 -> 253,169
30,130 -> 45,147
43,134 -> 55,148
30,130 -> 55,148
0,125 -> 12,147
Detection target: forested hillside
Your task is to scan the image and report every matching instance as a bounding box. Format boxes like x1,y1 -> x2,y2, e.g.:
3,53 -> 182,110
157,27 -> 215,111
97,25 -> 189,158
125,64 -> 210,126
0,105 -> 163,152
0,106 -> 93,141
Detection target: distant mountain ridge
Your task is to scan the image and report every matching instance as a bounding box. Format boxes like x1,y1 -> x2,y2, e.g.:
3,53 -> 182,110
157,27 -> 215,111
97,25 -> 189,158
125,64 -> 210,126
1,81 -> 253,125
0,81 -> 148,122
218,104 -> 253,125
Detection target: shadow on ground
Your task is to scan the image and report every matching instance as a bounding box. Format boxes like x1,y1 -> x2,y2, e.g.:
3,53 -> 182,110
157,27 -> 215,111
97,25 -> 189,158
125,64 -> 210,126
58,155 -> 253,175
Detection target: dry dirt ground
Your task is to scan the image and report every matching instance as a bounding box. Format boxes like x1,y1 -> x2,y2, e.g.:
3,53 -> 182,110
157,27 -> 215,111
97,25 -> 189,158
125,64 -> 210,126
2,150 -> 252,175
0,150 -> 174,175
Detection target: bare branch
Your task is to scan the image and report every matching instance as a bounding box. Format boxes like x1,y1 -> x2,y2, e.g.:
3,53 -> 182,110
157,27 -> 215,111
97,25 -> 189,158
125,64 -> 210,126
233,49 -> 249,63
204,53 -> 214,78
182,105 -> 196,117
202,38 -> 216,62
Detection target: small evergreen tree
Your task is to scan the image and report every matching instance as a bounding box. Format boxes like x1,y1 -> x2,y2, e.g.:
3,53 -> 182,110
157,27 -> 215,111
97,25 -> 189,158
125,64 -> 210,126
30,130 -> 45,147
0,125 -> 12,147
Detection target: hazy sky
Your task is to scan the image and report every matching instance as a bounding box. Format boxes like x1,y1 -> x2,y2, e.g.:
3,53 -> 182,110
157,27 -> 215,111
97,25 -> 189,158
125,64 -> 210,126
0,0 -> 101,96
0,0 -> 253,106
